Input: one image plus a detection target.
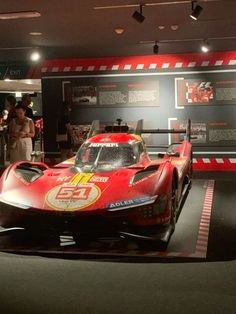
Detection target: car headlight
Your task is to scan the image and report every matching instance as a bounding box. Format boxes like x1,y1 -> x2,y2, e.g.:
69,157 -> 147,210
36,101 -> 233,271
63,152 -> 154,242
140,194 -> 168,218
0,194 -> 31,209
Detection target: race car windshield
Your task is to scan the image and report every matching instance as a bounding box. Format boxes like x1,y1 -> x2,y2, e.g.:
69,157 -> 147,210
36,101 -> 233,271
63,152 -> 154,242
75,143 -> 138,172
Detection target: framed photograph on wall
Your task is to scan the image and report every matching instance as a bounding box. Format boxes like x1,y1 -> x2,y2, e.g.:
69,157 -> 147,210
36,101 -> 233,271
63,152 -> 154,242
169,118 -> 236,147
176,78 -> 214,107
72,86 -> 97,105
175,74 -> 236,107
63,79 -> 160,107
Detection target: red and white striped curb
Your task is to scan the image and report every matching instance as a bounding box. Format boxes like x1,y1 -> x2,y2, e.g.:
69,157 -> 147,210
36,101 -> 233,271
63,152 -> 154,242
193,158 -> 236,171
40,52 -> 236,73
195,180 -> 215,257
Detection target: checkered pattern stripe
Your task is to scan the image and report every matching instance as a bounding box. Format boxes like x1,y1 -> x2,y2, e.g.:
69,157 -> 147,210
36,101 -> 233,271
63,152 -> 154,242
193,158 -> 236,171
195,180 -> 214,257
40,52 -> 236,73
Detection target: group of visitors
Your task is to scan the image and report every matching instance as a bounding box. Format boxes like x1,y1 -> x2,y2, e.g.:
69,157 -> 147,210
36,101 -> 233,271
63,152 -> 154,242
0,96 -> 74,164
1,94 -> 35,163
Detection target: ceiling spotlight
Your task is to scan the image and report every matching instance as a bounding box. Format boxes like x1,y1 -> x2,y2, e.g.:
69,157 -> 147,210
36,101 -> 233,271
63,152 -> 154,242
190,1 -> 203,20
29,32 -> 42,36
153,41 -> 159,54
132,4 -> 145,23
114,27 -> 125,35
170,24 -> 179,31
30,50 -> 41,62
201,41 -> 210,53
0,11 -> 41,20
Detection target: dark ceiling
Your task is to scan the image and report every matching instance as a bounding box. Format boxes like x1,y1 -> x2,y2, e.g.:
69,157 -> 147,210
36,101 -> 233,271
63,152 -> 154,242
0,0 -> 236,63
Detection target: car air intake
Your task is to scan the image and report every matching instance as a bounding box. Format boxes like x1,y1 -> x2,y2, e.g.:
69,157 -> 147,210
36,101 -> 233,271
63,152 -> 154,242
16,163 -> 45,183
131,165 -> 159,184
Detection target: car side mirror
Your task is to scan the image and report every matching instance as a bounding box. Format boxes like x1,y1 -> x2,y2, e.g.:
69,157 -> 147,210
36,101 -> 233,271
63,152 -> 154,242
168,151 -> 180,157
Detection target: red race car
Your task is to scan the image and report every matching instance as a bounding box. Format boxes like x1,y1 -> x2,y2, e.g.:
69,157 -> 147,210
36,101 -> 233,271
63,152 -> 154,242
0,120 -> 192,244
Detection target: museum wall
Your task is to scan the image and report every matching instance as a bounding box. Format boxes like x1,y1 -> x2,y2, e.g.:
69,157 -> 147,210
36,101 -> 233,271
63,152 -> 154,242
41,51 -> 236,169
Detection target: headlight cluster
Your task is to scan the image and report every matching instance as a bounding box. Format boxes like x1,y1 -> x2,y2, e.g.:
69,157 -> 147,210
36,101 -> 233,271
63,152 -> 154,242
139,195 -> 168,219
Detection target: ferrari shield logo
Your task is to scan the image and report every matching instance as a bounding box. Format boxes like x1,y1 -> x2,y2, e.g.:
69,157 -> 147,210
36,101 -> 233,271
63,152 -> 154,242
45,182 -> 101,211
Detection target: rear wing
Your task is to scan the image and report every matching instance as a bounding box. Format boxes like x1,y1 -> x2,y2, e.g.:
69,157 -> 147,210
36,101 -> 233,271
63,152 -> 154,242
87,119 -> 191,142
135,119 -> 191,142
87,119 -> 130,138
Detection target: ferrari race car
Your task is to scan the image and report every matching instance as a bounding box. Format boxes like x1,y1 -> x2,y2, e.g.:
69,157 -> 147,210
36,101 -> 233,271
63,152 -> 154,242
0,120 -> 192,244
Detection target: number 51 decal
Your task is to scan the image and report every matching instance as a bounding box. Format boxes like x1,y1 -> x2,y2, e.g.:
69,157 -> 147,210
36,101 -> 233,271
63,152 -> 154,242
56,185 -> 92,200
46,183 -> 101,210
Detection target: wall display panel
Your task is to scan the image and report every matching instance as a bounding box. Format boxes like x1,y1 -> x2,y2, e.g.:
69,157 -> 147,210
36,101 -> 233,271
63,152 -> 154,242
64,79 -> 160,107
176,73 -> 236,107
41,52 -> 236,158
170,119 -> 236,147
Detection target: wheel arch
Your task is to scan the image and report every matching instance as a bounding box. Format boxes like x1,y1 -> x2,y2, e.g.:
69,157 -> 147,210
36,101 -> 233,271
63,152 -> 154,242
172,167 -> 179,190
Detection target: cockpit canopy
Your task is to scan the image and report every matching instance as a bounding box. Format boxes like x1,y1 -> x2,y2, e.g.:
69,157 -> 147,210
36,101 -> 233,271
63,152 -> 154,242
75,141 -> 144,173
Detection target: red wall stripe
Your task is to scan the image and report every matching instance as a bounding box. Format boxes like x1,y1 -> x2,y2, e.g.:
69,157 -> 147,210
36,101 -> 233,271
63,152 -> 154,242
40,51 -> 236,73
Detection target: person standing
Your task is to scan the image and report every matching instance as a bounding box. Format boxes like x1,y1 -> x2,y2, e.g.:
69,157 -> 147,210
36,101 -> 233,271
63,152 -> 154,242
8,102 -> 35,163
22,93 -> 36,149
5,95 -> 16,124
22,94 -> 34,119
0,110 -> 8,126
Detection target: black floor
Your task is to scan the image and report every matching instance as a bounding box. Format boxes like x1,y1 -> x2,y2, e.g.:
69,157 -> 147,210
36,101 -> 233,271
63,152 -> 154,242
208,179 -> 236,260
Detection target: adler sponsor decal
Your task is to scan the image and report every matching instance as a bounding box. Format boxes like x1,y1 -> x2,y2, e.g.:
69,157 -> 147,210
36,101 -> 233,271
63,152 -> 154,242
108,195 -> 152,210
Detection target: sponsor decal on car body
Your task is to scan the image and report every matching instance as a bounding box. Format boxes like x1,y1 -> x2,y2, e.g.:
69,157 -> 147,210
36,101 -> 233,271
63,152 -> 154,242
89,143 -> 118,147
56,176 -> 72,182
70,173 -> 94,183
107,195 -> 156,211
89,176 -> 109,183
45,182 -> 101,211
170,158 -> 186,165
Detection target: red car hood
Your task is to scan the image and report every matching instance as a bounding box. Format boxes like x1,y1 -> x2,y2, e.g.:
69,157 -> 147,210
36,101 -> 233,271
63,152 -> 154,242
0,164 -> 162,213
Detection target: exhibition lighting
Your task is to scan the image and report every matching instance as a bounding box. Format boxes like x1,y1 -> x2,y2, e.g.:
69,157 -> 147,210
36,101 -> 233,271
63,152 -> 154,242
132,4 -> 145,23
190,1 -> 203,20
30,51 -> 41,62
201,41 -> 210,53
0,11 -> 41,20
153,41 -> 159,54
